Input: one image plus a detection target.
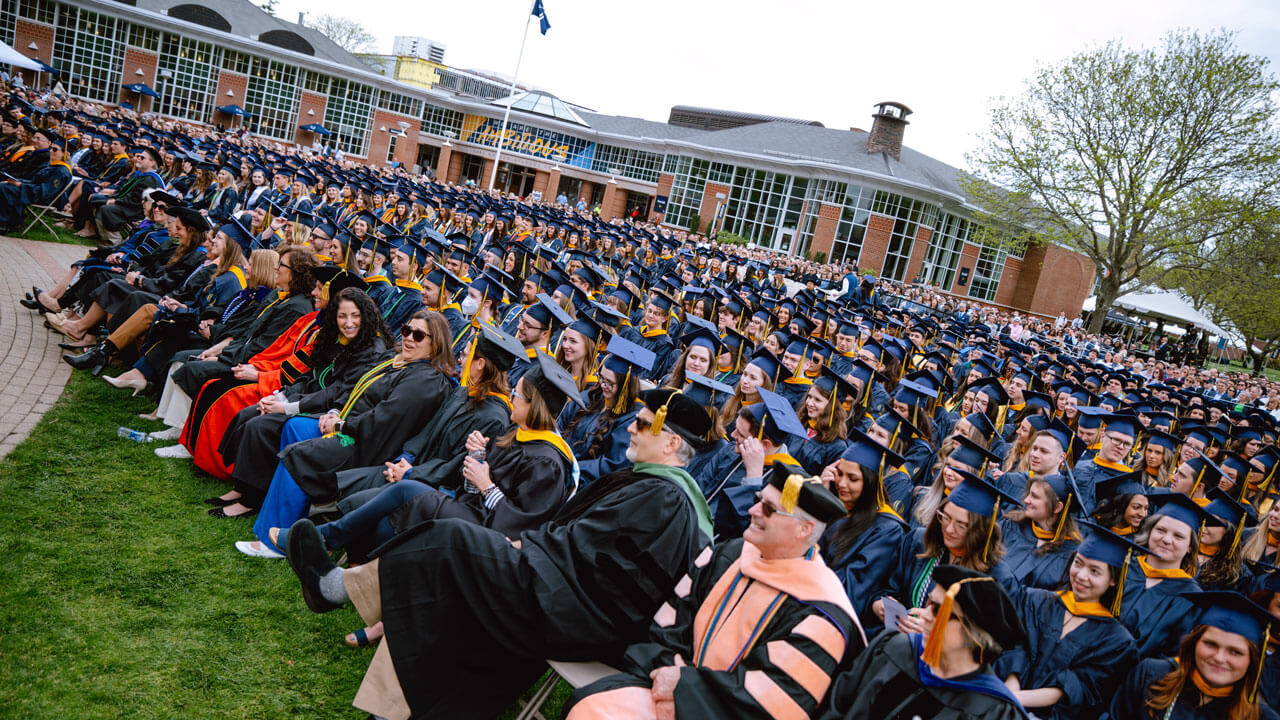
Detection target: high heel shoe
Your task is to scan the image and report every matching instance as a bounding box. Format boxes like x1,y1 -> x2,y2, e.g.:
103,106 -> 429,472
103,372 -> 148,396
63,340 -> 115,376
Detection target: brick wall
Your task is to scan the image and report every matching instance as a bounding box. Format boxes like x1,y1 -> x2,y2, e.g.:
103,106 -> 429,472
860,214 -> 895,273
697,182 -> 731,235
811,202 -> 842,259
14,20 -> 53,66
292,91 -> 328,147
1028,244 -> 1096,316
903,225 -> 932,282
213,71 -> 248,126
995,256 -> 1022,307
951,242 -> 982,295
366,109 -> 420,167
119,48 -> 158,110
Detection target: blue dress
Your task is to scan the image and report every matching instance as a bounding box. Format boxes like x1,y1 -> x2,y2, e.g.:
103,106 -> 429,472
792,433 -> 848,476
994,588 -> 1137,720
558,398 -> 637,487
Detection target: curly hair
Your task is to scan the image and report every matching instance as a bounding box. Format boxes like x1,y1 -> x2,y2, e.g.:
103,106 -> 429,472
279,245 -> 318,296
308,288 -> 391,370
563,366 -> 641,460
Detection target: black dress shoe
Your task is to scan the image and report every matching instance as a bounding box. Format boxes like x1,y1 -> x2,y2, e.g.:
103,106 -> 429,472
286,519 -> 341,613
63,344 -> 109,373
203,496 -> 238,507
19,297 -> 40,310
207,506 -> 255,518
59,341 -> 94,351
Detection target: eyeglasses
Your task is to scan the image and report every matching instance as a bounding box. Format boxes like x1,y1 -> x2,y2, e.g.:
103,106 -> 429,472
400,325 -> 430,342
1105,434 -> 1134,449
753,492 -> 794,518
936,510 -> 970,534
512,389 -> 526,401
277,262 -> 292,270
633,415 -> 653,432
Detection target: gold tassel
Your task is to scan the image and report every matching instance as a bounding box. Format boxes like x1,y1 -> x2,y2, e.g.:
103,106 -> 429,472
921,584 -> 960,668
1252,627 -> 1270,702
983,500 -> 1001,564
651,392 -> 673,436
613,368 -> 631,415
1110,548 -> 1131,616
459,337 -> 477,388
780,473 -> 805,513
1053,494 -> 1072,542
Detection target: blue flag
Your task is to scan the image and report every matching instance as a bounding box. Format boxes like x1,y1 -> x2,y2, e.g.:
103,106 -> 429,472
531,0 -> 551,34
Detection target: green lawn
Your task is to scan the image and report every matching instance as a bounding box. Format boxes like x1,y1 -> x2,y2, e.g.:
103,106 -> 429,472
9,218 -> 98,247
0,372 -> 568,719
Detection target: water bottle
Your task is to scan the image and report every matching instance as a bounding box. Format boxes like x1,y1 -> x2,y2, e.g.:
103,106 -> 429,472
464,447 -> 485,494
117,426 -> 150,443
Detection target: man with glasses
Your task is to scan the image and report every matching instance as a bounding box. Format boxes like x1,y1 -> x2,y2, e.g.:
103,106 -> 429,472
564,461 -> 862,719
1072,414 -> 1137,514
284,388 -> 715,719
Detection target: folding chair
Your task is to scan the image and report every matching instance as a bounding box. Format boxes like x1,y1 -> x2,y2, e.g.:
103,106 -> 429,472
515,660 -> 618,720
21,176 -> 77,236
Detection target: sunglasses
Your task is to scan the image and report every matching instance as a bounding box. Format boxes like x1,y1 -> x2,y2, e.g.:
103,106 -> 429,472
753,492 -> 793,518
400,325 -> 429,343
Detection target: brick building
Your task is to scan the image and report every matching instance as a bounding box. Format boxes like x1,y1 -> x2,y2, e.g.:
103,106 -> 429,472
1,0 -> 1095,317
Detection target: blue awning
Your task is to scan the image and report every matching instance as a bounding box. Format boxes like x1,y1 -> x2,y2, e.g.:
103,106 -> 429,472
123,83 -> 159,98
215,104 -> 252,118
28,57 -> 58,75
299,123 -> 332,136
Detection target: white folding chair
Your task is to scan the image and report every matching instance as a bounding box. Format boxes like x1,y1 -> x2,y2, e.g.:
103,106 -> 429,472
514,661 -> 619,720
21,176 -> 77,236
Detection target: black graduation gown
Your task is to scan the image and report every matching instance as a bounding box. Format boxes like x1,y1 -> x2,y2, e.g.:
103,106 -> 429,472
373,466 -> 710,719
633,329 -> 676,380
1118,563 -> 1202,659
821,512 -> 909,629
993,588 -> 1137,720
389,435 -> 572,539
1104,657 -> 1280,720
173,292 -> 313,396
284,361 -> 454,502
1000,518 -> 1079,590
331,387 -> 512,500
819,632 -> 1027,720
564,538 -> 862,719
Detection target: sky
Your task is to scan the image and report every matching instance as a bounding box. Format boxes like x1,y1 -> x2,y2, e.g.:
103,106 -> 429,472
271,0 -> 1280,170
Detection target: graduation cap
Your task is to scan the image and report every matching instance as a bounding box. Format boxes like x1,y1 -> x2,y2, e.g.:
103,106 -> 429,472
164,205 -> 211,233
639,387 -> 714,449
467,322 -> 526,374
921,564 -> 1026,668
311,265 -> 367,301
1077,520 -> 1153,615
1094,469 -> 1149,503
525,292 -> 572,333
1042,419 -> 1084,464
950,435 -> 1000,475
1182,591 -> 1280,698
874,408 -> 923,447
679,316 -> 723,355
522,351 -> 585,418
1180,451 -> 1226,497
1098,413 -> 1141,439
894,378 -> 938,409
217,218 -> 254,253
749,388 -> 809,445
564,313 -> 606,346
747,348 -> 784,386
763,460 -> 847,523
1150,489 -> 1221,534
683,372 -> 734,411
1022,390 -> 1054,413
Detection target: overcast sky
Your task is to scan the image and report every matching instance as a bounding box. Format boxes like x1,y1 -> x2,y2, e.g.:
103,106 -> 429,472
273,0 -> 1280,170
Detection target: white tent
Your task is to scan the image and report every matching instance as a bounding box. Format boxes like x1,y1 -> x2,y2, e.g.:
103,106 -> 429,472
1082,289 -> 1235,339
0,41 -> 42,72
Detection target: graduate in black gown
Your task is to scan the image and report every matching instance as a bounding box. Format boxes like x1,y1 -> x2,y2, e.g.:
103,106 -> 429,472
1105,592 -> 1280,720
792,367 -> 853,476
821,564 -> 1028,720
1001,471 -> 1084,590
564,462 -> 863,719
283,387 -> 716,719
1119,492 -> 1214,659
820,430 -> 910,629
558,335 -> 651,486
995,522 -> 1140,719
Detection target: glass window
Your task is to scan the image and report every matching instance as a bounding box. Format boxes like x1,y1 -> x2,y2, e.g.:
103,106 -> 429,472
661,155 -> 708,230
243,56 -> 298,141
155,33 -> 217,121
220,49 -> 249,75
968,228 -> 1009,302
385,135 -> 398,163
920,212 -> 972,289
591,144 -> 662,184
324,77 -> 374,156
378,90 -> 420,118
128,23 -> 159,52
19,0 -> 54,25
873,191 -> 937,282
0,4 -> 15,46
421,103 -> 463,138
53,6 -> 125,103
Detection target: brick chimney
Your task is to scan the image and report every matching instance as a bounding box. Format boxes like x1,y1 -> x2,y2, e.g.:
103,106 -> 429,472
865,101 -> 912,161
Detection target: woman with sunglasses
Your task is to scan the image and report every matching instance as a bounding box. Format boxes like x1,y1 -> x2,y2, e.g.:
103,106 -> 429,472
227,311 -> 457,556
263,352 -> 582,666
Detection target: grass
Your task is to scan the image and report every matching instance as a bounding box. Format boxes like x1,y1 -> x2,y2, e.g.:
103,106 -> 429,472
8,214 -> 98,247
0,371 -> 569,719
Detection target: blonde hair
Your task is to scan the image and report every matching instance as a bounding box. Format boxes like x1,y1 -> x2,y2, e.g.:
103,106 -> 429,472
247,249 -> 279,287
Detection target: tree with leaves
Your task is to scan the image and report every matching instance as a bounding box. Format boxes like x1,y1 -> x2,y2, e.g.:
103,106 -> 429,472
256,0 -> 278,16
310,14 -> 379,55
964,29 -> 1280,333
1164,208 -> 1280,376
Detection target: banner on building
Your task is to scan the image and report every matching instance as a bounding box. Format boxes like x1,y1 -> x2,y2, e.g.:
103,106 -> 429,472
461,114 -> 596,167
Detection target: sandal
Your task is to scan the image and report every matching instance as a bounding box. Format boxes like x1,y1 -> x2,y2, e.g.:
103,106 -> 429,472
344,626 -> 382,648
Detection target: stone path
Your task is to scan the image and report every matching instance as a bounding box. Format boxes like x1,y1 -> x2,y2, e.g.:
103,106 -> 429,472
0,236 -> 89,458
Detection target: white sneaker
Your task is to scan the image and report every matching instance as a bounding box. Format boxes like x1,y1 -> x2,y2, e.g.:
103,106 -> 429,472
148,426 -> 182,441
234,540 -> 284,559
155,444 -> 192,459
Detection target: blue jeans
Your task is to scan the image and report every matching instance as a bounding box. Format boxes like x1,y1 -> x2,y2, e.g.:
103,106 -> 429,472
253,416 -> 323,551
277,479 -> 435,552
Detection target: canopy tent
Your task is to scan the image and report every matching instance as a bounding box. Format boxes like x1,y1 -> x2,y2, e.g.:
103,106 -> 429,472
0,41 -> 44,72
1083,289 -> 1236,340
123,83 -> 159,98
299,123 -> 332,136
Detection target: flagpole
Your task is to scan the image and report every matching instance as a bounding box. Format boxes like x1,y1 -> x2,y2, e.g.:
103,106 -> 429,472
487,2 -> 535,192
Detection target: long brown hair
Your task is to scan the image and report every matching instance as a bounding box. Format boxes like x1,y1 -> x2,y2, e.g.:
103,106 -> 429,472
167,222 -> 207,266
407,309 -> 458,379
920,502 -> 1005,572
497,373 -> 558,448
214,234 -> 246,276
1146,624 -> 1262,720
1003,477 -> 1080,555
465,353 -> 511,411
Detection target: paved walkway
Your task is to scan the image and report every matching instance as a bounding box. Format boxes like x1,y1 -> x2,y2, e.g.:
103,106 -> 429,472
0,235 -> 89,458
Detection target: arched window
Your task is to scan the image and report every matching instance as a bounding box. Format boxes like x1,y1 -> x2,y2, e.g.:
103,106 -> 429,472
258,30 -> 314,56
166,4 -> 231,33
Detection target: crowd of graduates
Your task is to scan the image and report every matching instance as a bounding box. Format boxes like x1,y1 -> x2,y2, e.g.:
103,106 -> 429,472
10,86 -> 1280,720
